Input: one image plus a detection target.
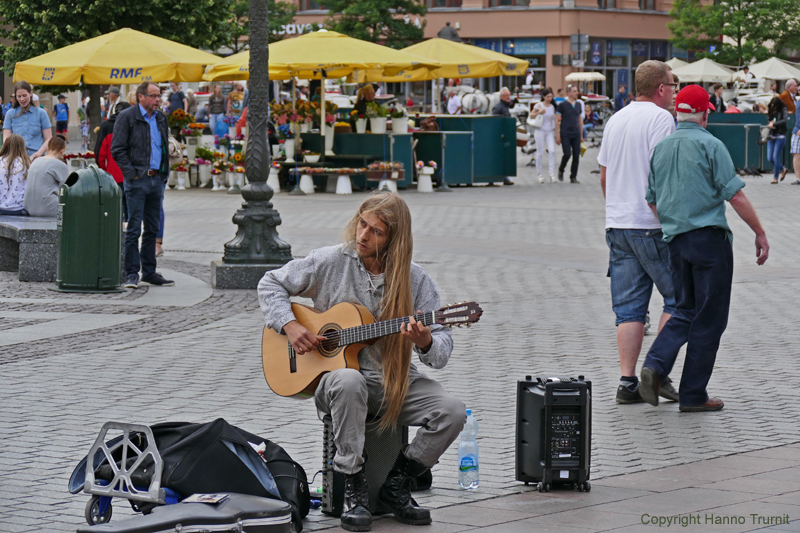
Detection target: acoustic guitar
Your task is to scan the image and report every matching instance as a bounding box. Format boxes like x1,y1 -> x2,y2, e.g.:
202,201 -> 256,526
262,301 -> 483,398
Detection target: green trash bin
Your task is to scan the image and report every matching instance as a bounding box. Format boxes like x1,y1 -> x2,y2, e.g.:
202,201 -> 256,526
53,164 -> 124,293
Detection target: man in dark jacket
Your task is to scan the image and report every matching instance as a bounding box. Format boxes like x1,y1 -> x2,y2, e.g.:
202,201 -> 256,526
111,81 -> 174,289
491,88 -> 515,185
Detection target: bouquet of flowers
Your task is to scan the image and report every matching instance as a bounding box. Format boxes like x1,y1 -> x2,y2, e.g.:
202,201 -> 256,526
428,160 -> 438,170
235,166 -> 246,173
270,101 -> 293,126
416,161 -> 424,170
211,168 -> 223,175
169,109 -> 193,130
181,123 -> 205,137
366,102 -> 387,119
276,124 -> 293,140
271,161 -> 282,170
222,115 -> 238,126
350,109 -> 366,120
296,101 -> 314,124
195,157 -> 212,166
389,105 -> 406,119
81,151 -> 95,160
216,134 -> 231,148
196,145 -> 215,161
233,152 -> 244,164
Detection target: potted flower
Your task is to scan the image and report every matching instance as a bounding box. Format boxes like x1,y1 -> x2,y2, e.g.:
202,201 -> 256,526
195,157 -> 213,187
366,102 -> 388,134
210,167 -> 224,190
268,161 -> 282,192
416,161 -> 434,193
303,150 -> 321,163
277,124 -> 295,159
389,106 -> 409,134
322,101 -> 338,154
350,109 -> 368,134
181,124 -> 204,160
174,162 -> 190,190
223,114 -> 238,138
168,109 -> 192,131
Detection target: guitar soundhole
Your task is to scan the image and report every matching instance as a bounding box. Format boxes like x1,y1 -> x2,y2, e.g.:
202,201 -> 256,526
317,323 -> 342,357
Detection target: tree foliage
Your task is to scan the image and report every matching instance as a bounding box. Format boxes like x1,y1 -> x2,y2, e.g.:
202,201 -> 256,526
669,0 -> 800,66
323,0 -> 426,49
228,0 -> 298,53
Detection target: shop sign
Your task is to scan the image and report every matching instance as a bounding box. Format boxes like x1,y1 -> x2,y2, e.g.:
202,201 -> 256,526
606,40 -> 629,57
651,41 -> 667,58
607,56 -> 627,67
523,55 -> 546,68
631,40 -> 649,57
474,38 -> 502,53
590,42 -> 603,66
618,70 -> 628,87
272,23 -> 321,36
503,38 -> 546,56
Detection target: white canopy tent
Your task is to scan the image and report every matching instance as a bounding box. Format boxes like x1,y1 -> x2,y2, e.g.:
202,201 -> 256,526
565,71 -> 606,82
665,57 -> 688,70
671,58 -> 734,83
736,57 -> 800,81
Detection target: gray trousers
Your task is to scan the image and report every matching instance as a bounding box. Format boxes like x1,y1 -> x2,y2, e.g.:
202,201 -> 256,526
314,368 -> 466,475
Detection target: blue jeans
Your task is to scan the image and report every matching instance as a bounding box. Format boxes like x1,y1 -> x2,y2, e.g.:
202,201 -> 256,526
606,228 -> 676,326
767,135 -> 786,179
643,227 -> 733,406
209,113 -> 226,134
583,124 -> 593,139
0,207 -> 28,215
124,175 -> 163,277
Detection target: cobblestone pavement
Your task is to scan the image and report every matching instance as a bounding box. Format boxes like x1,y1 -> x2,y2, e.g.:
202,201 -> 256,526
1,148 -> 799,532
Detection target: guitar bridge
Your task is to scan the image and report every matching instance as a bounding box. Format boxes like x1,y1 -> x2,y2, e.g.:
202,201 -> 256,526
288,344 -> 297,373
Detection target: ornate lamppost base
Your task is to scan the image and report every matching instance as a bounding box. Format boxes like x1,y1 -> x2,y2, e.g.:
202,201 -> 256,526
210,182 -> 292,289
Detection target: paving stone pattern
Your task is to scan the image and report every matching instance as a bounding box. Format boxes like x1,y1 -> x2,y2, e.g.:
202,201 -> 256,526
1,150 -> 799,532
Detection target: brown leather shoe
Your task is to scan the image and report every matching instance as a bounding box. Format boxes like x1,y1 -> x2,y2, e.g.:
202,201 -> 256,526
780,168 -> 788,181
679,397 -> 724,412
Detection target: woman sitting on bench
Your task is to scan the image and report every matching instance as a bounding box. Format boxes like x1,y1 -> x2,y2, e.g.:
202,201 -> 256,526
0,134 -> 31,216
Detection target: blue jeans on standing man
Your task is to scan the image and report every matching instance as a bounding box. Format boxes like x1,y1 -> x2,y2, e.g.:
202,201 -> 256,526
559,134 -> 582,179
642,227 -> 734,407
606,228 -> 676,326
124,175 -> 163,278
767,135 -> 786,180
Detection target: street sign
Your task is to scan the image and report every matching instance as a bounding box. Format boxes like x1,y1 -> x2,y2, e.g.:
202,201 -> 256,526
570,34 -> 590,53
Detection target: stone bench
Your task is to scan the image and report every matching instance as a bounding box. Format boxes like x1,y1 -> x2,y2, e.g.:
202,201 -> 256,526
0,216 -> 58,282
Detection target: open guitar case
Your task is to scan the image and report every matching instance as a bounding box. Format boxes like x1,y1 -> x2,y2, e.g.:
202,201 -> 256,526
69,418 -> 309,532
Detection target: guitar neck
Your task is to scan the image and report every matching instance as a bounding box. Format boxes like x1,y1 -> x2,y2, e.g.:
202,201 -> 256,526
337,311 -> 435,346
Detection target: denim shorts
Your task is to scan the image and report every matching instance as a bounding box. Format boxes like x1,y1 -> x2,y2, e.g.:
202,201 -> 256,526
606,228 -> 676,326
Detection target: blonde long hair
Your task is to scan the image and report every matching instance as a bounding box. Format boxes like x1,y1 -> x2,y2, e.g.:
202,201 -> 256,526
0,134 -> 31,183
343,192 -> 414,431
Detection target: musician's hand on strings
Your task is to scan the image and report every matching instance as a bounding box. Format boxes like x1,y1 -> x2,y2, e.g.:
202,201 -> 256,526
400,311 -> 432,351
284,320 -> 326,355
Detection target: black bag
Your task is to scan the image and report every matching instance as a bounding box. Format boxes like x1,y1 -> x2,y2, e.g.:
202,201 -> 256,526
92,419 -> 309,532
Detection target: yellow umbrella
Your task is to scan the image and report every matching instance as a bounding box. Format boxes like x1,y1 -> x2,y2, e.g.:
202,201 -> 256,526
13,28 -> 220,85
203,30 -> 440,82
355,38 -> 528,82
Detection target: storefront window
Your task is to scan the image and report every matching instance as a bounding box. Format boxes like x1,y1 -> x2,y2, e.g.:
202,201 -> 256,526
490,0 -> 531,6
430,0 -> 463,6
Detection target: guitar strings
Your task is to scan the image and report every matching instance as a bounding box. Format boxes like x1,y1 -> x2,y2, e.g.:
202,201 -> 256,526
315,312 -> 434,350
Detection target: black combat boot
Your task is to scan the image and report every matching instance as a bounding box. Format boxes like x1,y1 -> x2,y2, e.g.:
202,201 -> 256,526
377,452 -> 432,525
341,470 -> 372,532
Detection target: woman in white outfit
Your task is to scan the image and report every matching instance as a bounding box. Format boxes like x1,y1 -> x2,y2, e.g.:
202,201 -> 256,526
530,88 -> 557,183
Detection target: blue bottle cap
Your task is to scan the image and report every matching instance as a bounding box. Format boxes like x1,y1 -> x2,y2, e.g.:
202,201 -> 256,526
466,408 -> 472,416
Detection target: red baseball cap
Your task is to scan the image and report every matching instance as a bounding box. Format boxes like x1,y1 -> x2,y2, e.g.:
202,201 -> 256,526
675,84 -> 715,113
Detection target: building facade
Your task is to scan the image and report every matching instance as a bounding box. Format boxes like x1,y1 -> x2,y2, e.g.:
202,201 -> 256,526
291,0 -> 697,97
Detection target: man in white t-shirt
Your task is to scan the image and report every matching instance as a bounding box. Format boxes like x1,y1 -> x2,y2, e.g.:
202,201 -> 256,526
597,60 -> 681,405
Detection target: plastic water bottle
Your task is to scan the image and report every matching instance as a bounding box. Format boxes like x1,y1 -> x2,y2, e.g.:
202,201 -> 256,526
458,408 -> 479,489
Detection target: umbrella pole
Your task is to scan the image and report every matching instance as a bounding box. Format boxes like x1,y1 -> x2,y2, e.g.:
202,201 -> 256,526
289,74 -> 306,196
321,73 -> 326,160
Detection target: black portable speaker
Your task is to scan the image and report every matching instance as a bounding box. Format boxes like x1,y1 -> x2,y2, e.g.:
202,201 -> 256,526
515,375 -> 592,492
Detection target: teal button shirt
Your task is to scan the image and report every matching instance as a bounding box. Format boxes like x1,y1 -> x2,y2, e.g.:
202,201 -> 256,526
646,121 -> 745,243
